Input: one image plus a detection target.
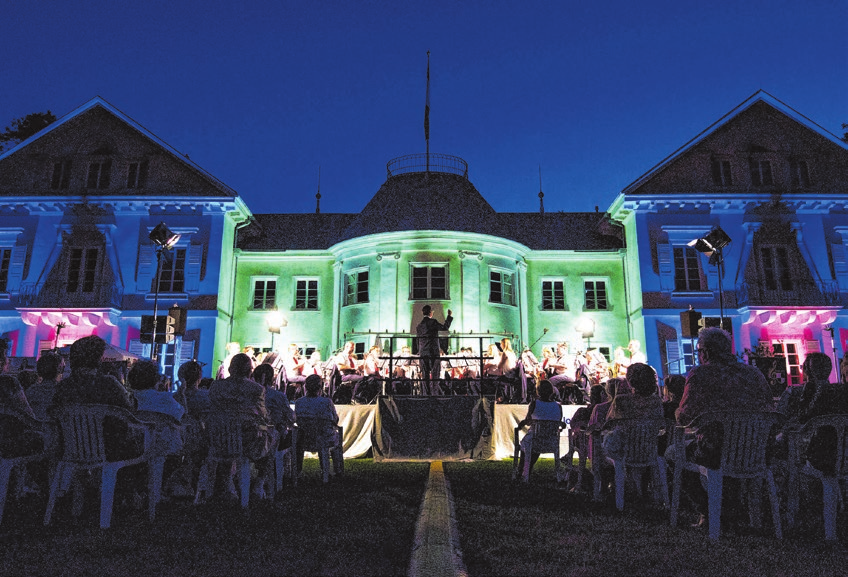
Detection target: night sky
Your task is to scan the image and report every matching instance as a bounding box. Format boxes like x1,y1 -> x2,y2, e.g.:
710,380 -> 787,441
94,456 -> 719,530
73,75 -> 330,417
4,0 -> 845,216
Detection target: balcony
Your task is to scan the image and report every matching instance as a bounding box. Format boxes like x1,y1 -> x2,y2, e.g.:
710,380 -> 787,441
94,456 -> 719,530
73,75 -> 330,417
736,279 -> 841,307
18,281 -> 123,309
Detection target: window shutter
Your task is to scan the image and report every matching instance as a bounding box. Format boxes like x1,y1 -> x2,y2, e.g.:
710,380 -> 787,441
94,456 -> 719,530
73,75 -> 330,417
179,340 -> 195,364
657,244 -> 672,290
128,339 -> 147,357
184,244 -> 202,292
137,245 -> 156,292
7,245 -> 27,291
831,243 -> 848,288
665,340 -> 683,374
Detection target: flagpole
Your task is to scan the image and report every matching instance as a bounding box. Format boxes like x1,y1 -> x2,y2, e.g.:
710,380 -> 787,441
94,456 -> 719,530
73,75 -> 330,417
425,50 -> 430,174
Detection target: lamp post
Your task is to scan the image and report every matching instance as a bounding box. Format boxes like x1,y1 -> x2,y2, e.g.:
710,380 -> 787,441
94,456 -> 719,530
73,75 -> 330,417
576,317 -> 595,350
148,222 -> 181,361
688,226 -> 732,328
267,306 -> 286,352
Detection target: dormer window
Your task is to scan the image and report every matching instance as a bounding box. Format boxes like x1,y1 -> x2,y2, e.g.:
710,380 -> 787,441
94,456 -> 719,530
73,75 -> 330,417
86,160 -> 111,189
711,159 -> 732,186
127,160 -> 149,189
749,158 -> 773,187
51,160 -> 72,189
790,159 -> 812,188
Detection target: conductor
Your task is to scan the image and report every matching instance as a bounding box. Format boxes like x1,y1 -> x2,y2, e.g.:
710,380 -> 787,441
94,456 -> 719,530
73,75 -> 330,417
416,305 -> 453,395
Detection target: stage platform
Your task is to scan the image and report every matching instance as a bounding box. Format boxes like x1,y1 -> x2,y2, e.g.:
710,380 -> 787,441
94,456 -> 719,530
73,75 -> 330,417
333,396 -> 580,461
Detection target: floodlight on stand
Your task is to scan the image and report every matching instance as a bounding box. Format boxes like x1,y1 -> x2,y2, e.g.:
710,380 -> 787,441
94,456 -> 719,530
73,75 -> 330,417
688,225 -> 732,327
149,222 -> 181,249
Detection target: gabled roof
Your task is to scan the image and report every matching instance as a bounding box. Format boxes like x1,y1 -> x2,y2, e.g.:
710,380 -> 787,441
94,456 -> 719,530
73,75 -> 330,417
0,96 -> 238,198
621,90 -> 848,195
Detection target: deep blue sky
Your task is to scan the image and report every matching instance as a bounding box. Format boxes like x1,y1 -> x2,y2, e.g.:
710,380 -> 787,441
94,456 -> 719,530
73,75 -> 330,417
4,1 -> 845,216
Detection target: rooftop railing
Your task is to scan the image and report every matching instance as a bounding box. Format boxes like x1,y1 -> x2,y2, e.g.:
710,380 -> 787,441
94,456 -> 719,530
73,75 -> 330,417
386,153 -> 468,178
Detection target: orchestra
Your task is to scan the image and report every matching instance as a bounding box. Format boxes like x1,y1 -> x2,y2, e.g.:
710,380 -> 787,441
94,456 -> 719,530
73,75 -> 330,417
215,335 -> 645,405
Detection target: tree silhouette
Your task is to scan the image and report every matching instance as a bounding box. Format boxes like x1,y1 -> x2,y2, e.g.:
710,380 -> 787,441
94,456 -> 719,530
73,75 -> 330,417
0,111 -> 56,152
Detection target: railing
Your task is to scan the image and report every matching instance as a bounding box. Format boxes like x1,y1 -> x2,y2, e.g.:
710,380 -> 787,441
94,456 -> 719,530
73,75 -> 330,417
386,153 -> 469,178
18,281 -> 123,309
736,279 -> 842,307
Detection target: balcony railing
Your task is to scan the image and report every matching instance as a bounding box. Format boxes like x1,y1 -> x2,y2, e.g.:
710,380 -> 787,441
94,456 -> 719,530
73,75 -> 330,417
736,279 -> 841,307
386,153 -> 468,178
18,281 -> 123,309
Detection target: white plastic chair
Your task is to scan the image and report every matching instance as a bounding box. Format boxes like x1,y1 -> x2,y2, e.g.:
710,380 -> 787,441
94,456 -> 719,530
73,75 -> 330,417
0,408 -> 51,526
600,418 -> 668,511
669,410 -> 783,540
560,423 -> 590,492
512,419 -> 564,483
785,414 -> 848,541
135,410 -> 184,521
274,427 -> 294,494
194,411 -> 254,508
293,418 -> 343,485
43,404 -> 155,529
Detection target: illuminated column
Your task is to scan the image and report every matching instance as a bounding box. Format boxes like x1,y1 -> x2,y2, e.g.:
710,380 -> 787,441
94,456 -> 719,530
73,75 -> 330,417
517,259 -> 529,350
459,251 -> 482,333
376,251 -> 400,333
331,260 -> 342,350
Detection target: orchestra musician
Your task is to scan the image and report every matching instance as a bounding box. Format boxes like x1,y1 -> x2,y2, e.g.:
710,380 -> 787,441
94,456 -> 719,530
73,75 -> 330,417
216,341 -> 241,379
329,341 -> 363,403
613,339 -> 646,378
282,343 -> 307,398
539,346 -> 556,378
548,342 -> 582,403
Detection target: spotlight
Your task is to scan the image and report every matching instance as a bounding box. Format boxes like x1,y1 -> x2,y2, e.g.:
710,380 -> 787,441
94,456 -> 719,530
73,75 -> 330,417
149,222 -> 181,249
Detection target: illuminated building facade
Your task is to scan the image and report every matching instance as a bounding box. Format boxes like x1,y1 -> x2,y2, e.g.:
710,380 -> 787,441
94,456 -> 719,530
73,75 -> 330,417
610,91 -> 848,383
1,92 -> 846,386
0,97 -> 251,381
230,163 -> 630,371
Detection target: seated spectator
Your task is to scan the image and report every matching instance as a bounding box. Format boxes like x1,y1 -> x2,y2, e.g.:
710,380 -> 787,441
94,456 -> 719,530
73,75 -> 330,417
588,377 -> 628,433
17,370 -> 39,392
175,360 -> 212,417
659,374 -> 686,454
602,363 -> 663,458
51,335 -> 142,461
571,384 -> 606,432
253,363 -> 294,448
129,360 -> 185,423
209,353 -> 278,497
26,351 -> 65,420
787,353 -> 848,475
515,379 -> 562,476
0,339 -> 44,458
294,374 -> 340,474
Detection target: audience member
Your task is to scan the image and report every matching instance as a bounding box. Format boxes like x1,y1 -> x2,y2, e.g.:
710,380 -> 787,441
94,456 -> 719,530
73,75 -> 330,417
515,379 -> 562,477
27,351 -> 65,420
602,363 -> 663,458
128,360 -> 185,422
175,360 -> 212,417
0,340 -> 44,458
293,374 -> 341,475
209,353 -> 278,497
253,363 -> 294,448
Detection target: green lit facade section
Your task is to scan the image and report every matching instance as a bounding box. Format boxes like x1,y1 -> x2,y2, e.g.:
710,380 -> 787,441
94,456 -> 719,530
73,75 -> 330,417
227,229 -> 630,373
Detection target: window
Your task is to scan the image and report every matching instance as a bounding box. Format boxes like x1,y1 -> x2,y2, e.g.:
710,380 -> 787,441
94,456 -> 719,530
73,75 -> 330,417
489,270 -> 514,305
773,341 -> 802,386
711,159 -> 732,186
411,265 -> 447,299
749,159 -> 773,186
541,279 -> 565,310
790,160 -> 812,188
67,248 -> 99,293
0,248 -> 10,292
294,278 -> 318,310
760,246 -> 792,291
253,279 -> 277,310
127,161 -> 149,189
584,280 -> 608,310
344,269 -> 369,305
673,247 -> 703,291
157,248 -> 186,293
86,160 -> 112,189
51,160 -> 72,189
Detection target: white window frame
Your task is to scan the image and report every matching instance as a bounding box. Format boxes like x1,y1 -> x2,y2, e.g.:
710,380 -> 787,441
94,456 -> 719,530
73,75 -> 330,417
540,278 -> 566,311
489,268 -> 515,306
251,276 -> 278,311
410,263 -> 449,300
583,277 -> 609,311
293,277 -> 319,310
344,267 -> 369,306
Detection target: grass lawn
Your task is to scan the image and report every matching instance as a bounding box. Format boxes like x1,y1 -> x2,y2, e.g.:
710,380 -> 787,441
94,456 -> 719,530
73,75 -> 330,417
0,460 -> 431,577
445,460 -> 847,577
